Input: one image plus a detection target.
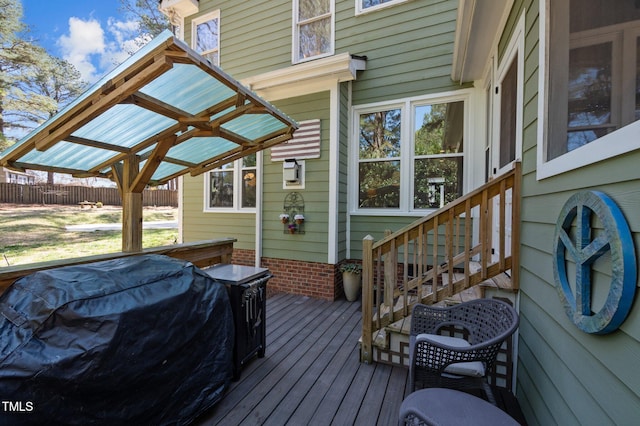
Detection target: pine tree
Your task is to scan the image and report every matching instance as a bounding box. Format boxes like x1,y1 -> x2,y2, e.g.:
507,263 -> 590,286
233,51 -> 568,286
0,0 -> 86,153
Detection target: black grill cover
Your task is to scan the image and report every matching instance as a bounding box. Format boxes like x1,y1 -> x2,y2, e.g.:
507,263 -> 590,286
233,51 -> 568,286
0,254 -> 233,425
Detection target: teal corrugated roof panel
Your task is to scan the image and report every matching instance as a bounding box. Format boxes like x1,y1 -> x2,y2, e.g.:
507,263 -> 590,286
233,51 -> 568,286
72,105 -> 177,148
18,141 -> 115,172
140,64 -> 236,115
222,114 -> 288,141
0,30 -> 297,186
165,137 -> 239,164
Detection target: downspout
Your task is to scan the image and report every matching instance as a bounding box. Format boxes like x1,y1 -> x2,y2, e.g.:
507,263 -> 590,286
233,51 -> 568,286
328,84 -> 339,264
255,150 -> 263,267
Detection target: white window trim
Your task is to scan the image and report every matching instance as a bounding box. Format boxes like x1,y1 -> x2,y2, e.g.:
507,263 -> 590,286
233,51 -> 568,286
355,0 -> 412,16
350,90 -> 472,216
292,0 -> 335,64
203,156 -> 259,213
537,1 -> 640,180
191,10 -> 221,65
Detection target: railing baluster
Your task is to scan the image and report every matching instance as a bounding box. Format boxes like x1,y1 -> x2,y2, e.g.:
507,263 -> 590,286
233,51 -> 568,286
446,208 -> 455,297
480,189 -> 489,280
384,232 -> 396,324
464,198 -> 472,288
432,215 -> 439,303
499,179 -> 506,271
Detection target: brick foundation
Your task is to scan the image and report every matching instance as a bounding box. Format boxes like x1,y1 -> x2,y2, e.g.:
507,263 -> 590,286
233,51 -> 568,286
230,249 -> 345,301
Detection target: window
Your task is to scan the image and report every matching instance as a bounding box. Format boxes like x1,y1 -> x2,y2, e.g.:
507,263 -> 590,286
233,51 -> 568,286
293,0 -> 334,63
356,0 -> 409,15
540,0 -> 640,177
413,102 -> 464,209
192,11 -> 220,66
354,96 -> 466,213
206,154 -> 257,211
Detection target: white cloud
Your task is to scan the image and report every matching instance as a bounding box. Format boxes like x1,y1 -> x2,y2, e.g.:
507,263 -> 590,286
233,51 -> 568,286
58,17 -> 106,83
57,17 -> 152,84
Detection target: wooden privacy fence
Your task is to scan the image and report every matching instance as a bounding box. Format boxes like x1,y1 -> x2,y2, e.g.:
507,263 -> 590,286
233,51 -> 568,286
360,162 -> 521,363
0,183 -> 177,207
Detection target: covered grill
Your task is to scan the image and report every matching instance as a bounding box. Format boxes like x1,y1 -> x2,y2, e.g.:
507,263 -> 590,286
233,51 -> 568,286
0,254 -> 234,425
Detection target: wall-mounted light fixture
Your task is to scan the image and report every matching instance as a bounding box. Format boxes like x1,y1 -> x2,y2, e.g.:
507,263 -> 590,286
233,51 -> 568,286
283,159 -> 300,184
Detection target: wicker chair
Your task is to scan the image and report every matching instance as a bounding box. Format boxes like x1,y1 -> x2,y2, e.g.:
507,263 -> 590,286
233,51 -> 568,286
408,298 -> 519,404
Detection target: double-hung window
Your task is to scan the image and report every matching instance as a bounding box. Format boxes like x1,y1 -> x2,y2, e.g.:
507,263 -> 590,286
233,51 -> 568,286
354,95 -> 467,213
192,11 -> 220,66
356,0 -> 410,15
206,154 -> 257,211
293,0 -> 334,63
540,0 -> 640,177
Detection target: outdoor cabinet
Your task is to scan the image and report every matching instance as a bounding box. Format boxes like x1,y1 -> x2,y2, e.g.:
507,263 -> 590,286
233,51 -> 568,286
204,264 -> 271,380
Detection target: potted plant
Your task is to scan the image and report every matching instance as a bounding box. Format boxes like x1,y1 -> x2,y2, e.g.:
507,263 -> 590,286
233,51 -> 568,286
340,262 -> 362,302
279,213 -> 289,224
294,214 -> 305,224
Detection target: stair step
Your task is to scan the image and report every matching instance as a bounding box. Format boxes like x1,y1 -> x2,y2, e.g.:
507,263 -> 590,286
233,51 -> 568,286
368,273 -> 515,354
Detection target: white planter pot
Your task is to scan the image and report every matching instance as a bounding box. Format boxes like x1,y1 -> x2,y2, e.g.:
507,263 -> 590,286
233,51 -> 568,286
342,271 -> 361,302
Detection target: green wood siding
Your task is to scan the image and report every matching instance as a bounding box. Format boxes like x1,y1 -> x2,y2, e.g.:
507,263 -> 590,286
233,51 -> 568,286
189,0 -> 467,100
185,1 -> 292,79
509,0 -> 640,424
264,93 -> 331,263
181,174 -> 256,250
337,0 -> 466,104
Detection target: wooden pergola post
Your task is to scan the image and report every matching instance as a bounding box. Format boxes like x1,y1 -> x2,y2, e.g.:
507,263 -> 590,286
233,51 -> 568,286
116,154 -> 143,252
115,136 -> 176,252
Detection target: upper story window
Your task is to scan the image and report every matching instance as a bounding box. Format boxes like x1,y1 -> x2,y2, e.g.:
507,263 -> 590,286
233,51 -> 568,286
206,154 -> 257,212
356,0 -> 410,15
192,11 -> 220,66
540,0 -> 640,178
293,0 -> 334,63
353,95 -> 467,213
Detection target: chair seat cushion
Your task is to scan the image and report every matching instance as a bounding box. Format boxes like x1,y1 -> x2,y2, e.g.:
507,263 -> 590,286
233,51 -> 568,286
416,334 -> 486,377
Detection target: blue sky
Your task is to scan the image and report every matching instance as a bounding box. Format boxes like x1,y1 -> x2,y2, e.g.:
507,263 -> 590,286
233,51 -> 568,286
21,0 -> 145,83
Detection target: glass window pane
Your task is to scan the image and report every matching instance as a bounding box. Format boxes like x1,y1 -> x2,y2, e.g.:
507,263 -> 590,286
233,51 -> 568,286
358,160 -> 400,208
243,153 -> 256,168
210,170 -> 233,208
359,109 -> 402,160
196,19 -> 219,53
566,43 -> 613,150
414,102 -> 464,156
362,0 -> 394,9
242,169 -> 256,208
414,157 -> 463,209
299,18 -> 331,58
299,0 -> 330,20
568,43 -> 612,127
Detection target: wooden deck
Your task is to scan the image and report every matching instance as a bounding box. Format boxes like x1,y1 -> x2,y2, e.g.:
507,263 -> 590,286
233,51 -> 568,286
195,293 -> 526,426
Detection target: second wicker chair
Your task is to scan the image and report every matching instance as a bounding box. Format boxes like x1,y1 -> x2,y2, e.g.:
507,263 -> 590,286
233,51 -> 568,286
408,298 -> 519,404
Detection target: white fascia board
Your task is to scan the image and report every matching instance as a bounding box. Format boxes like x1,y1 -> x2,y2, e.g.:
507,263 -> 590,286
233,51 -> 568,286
242,53 -> 366,100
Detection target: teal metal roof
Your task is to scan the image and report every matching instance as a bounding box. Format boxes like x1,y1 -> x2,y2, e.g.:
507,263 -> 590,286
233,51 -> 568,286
0,30 -> 297,186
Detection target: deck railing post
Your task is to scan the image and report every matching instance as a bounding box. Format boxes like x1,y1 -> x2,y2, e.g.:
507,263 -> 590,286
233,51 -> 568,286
361,234 -> 375,363
510,162 -> 522,290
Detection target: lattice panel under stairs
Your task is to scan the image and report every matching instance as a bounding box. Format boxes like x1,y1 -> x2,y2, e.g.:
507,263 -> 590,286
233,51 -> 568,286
364,278 -> 518,391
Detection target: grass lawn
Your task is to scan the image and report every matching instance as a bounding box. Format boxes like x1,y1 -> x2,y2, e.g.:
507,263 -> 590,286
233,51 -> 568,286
0,204 -> 178,267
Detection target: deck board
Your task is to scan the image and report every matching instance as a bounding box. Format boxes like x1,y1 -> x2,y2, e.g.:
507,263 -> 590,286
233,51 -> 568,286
195,293 -> 525,426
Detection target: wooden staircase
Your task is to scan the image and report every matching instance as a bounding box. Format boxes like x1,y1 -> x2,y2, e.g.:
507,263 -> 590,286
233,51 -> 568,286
369,271 -> 517,362
359,163 -> 522,383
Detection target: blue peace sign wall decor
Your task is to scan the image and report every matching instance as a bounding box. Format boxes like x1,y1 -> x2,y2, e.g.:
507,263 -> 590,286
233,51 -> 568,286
553,191 -> 637,334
